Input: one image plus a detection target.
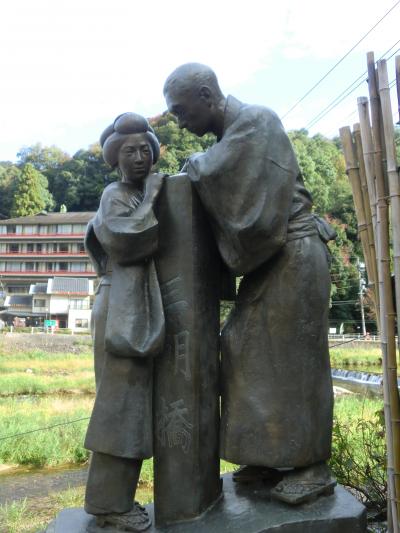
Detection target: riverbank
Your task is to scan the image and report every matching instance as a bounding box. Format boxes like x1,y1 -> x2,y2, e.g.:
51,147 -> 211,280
0,339 -> 389,532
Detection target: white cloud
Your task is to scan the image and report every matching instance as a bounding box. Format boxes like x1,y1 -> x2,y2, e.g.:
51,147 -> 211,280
0,0 -> 399,158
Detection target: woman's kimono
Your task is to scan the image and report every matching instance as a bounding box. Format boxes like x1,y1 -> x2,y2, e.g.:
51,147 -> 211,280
84,179 -> 165,459
187,96 -> 334,468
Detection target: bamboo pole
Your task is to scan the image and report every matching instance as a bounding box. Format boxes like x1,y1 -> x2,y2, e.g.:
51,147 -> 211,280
395,56 -> 400,125
358,96 -> 399,532
367,54 -> 399,526
340,127 -> 374,301
353,123 -> 380,324
377,58 -> 400,525
367,52 -> 388,210
368,57 -> 400,520
357,98 -> 378,264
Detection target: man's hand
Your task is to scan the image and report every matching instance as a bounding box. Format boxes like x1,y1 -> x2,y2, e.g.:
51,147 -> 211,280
180,152 -> 203,173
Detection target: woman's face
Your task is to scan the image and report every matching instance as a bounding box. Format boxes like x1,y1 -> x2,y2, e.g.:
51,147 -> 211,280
118,133 -> 153,184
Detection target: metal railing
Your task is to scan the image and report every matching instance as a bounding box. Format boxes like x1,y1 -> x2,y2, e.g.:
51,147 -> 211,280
328,333 -> 382,342
0,251 -> 86,256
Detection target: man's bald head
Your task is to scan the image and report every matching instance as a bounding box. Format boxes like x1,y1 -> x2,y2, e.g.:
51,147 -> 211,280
163,63 -> 224,99
163,63 -> 226,138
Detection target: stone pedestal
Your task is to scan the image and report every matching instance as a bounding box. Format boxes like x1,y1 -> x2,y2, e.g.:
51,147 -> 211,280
45,474 -> 367,532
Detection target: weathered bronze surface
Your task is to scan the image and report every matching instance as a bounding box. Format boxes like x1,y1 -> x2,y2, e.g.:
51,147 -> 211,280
83,112 -> 165,531
164,63 -> 336,503
153,174 -> 222,526
46,475 -> 367,532
45,65 -> 368,531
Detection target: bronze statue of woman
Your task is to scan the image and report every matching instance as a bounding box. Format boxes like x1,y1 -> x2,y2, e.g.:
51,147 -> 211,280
84,112 -> 165,532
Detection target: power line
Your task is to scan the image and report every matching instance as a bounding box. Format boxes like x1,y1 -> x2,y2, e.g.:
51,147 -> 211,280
281,0 -> 400,120
306,45 -> 400,130
329,336 -> 372,348
0,416 -> 90,442
306,78 -> 367,130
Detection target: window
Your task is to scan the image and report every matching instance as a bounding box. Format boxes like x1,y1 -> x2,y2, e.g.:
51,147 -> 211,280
36,244 -> 42,252
46,263 -> 53,272
25,262 -> 34,271
34,299 -> 46,308
23,225 -> 36,235
9,244 -> 19,253
59,243 -> 69,253
78,243 -> 85,253
75,318 -> 89,328
27,243 -> 34,252
7,286 -> 27,294
59,262 -> 68,271
73,224 -> 86,233
47,225 -> 57,234
7,225 -> 16,234
70,299 -> 89,310
0,225 -> 6,234
71,262 -> 86,272
57,224 -> 72,234
6,262 -> 21,272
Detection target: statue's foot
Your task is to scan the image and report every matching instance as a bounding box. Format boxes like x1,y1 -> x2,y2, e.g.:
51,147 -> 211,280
270,462 -> 336,505
95,502 -> 151,532
232,465 -> 281,484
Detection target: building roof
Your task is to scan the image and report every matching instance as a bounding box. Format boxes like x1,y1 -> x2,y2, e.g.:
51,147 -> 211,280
49,277 -> 90,294
0,310 -> 44,317
1,212 -> 95,225
30,283 -> 48,294
5,295 -> 33,307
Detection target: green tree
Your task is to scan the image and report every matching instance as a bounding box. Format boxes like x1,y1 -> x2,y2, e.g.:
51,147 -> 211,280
151,113 -> 215,174
17,143 -> 70,173
0,163 -> 21,218
11,163 -> 54,217
17,143 -> 71,200
289,129 -> 365,332
72,143 -> 118,211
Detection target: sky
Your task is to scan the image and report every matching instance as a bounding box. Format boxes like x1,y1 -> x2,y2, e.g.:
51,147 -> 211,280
0,0 -> 399,162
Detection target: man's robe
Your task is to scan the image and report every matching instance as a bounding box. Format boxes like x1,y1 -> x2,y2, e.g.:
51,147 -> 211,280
187,96 -> 333,467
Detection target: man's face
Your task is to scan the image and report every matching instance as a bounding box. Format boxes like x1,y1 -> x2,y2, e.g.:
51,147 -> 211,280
118,133 -> 153,184
165,87 -> 213,137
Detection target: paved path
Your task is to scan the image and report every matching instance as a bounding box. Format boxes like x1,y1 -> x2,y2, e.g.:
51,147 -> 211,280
0,466 -> 88,505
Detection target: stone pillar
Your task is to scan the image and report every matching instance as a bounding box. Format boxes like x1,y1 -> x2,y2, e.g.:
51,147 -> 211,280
153,173 -> 222,527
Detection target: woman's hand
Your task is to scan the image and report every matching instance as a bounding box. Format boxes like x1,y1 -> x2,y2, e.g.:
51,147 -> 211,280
144,173 -> 164,204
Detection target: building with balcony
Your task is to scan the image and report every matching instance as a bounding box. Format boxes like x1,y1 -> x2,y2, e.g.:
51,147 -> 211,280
2,276 -> 94,331
0,212 -> 96,296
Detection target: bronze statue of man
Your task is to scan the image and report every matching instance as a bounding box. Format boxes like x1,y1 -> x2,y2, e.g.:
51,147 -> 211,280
164,63 -> 336,504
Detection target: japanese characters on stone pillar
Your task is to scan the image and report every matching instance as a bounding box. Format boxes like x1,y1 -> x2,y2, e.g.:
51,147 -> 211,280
153,173 -> 222,527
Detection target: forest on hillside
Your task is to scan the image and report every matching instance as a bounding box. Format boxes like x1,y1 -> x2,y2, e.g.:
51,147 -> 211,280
1,113 -> 399,332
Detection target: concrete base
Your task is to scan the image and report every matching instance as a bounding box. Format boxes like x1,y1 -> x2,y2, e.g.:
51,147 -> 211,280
45,474 -> 367,533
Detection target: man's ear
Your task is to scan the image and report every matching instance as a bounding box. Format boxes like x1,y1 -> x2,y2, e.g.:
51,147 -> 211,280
199,85 -> 212,105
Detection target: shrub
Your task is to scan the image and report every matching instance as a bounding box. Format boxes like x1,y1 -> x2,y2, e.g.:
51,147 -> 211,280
330,402 -> 386,516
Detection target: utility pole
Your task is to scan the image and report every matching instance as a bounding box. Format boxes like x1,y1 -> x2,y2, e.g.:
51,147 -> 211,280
357,259 -> 367,336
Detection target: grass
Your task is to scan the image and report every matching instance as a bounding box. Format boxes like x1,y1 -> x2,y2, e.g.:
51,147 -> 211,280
330,395 -> 386,511
0,395 -> 93,468
0,482 -> 155,533
330,346 -> 384,367
0,499 -> 31,533
0,350 -> 94,396
0,342 -> 389,530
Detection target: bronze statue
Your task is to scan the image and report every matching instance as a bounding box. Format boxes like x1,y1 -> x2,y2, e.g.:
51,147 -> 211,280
84,112 -> 165,531
164,63 -> 336,505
